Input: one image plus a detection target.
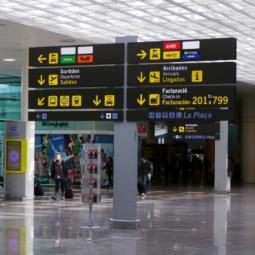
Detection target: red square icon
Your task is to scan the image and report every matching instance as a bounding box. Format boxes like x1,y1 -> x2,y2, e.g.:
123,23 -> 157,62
163,41 -> 181,51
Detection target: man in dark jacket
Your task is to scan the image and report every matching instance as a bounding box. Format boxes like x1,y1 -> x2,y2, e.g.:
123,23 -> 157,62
51,152 -> 68,200
138,157 -> 152,196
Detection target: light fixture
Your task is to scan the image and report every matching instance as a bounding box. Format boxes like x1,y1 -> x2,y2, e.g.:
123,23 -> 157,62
3,58 -> 16,62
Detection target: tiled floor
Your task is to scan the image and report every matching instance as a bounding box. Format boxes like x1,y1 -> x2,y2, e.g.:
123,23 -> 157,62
0,186 -> 255,255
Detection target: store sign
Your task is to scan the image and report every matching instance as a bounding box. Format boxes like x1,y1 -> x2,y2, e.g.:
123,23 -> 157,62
128,38 -> 236,63
127,86 -> 235,109
29,88 -> 123,109
127,62 -> 236,86
29,43 -> 124,66
29,111 -> 123,121
29,66 -> 124,88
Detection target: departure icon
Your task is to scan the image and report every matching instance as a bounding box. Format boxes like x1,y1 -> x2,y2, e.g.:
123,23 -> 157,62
48,74 -> 58,86
149,71 -> 160,83
150,48 -> 161,60
48,96 -> 58,107
178,126 -> 185,133
191,70 -> 203,82
72,95 -> 82,107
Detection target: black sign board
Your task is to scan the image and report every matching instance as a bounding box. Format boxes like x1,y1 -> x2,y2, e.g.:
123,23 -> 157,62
171,134 -> 219,140
29,43 -> 124,67
28,111 -> 123,121
29,66 -> 124,88
168,122 -> 219,135
126,108 -> 235,122
127,86 -> 235,109
128,38 -> 236,63
29,88 -> 123,109
127,62 -> 236,86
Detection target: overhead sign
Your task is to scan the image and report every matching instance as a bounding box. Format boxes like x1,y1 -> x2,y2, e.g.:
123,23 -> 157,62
28,111 -> 123,121
169,122 -> 219,135
28,88 -> 123,109
126,109 -> 235,122
29,66 -> 124,88
29,43 -> 124,67
127,62 -> 236,86
128,38 -> 236,63
127,86 -> 235,109
172,134 -> 219,140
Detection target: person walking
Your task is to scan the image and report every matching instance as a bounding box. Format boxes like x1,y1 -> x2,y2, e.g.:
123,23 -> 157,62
138,156 -> 152,196
102,156 -> 114,188
51,152 -> 68,200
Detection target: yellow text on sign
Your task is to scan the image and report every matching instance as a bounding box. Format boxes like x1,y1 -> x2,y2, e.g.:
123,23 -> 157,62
72,95 -> 82,107
149,94 -> 160,106
48,96 -> 58,107
192,70 -> 203,82
48,74 -> 58,86
60,96 -> 70,107
150,48 -> 161,60
104,95 -> 115,107
49,53 -> 59,64
163,51 -> 180,60
149,71 -> 160,83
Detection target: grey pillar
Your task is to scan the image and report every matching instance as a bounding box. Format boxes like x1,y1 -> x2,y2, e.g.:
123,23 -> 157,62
214,121 -> 230,192
111,36 -> 139,228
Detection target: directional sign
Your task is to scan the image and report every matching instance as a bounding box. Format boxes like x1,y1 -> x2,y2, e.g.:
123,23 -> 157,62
126,109 -> 235,122
29,66 -> 124,88
28,88 -> 123,109
28,111 -> 123,121
171,134 -> 219,140
127,86 -> 235,109
169,122 -> 219,135
127,62 -> 236,86
128,38 -> 236,63
29,43 -> 124,67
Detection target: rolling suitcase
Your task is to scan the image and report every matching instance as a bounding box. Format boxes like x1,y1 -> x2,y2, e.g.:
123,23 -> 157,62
65,180 -> 73,199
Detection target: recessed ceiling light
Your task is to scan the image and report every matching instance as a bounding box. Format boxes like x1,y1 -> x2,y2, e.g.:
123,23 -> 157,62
3,58 -> 16,62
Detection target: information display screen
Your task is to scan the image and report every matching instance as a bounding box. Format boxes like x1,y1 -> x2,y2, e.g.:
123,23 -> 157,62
6,141 -> 21,171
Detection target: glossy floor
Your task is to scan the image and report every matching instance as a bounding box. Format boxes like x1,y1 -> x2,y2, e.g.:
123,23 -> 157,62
0,186 -> 255,255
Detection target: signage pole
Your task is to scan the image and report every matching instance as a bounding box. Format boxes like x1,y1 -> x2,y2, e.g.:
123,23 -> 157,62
111,36 -> 139,228
214,121 -> 230,192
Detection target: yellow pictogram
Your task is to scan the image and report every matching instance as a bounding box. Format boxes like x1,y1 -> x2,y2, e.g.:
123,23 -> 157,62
93,95 -> 101,106
149,94 -> 160,106
37,75 -> 45,86
163,51 -> 180,60
137,94 -> 146,106
150,48 -> 161,60
149,71 -> 160,83
49,53 -> 59,64
48,74 -> 58,86
60,96 -> 70,107
191,70 -> 203,82
136,50 -> 147,60
178,126 -> 185,133
37,54 -> 47,64
48,96 -> 58,107
37,97 -> 45,106
104,95 -> 115,107
72,95 -> 82,107
172,126 -> 177,133
137,72 -> 146,83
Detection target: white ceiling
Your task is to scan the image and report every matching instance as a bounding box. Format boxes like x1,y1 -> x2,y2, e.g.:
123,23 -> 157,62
0,0 -> 254,84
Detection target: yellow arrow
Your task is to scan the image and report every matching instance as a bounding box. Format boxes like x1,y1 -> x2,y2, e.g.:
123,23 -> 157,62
136,50 -> 147,60
37,75 -> 45,86
37,54 -> 47,64
93,95 -> 101,106
137,72 -> 146,83
137,94 -> 146,106
173,127 -> 177,132
37,97 -> 45,106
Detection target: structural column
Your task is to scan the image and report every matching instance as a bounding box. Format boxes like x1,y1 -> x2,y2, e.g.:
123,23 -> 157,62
4,49 -> 35,200
214,121 -> 230,192
240,97 -> 255,183
111,36 -> 139,228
